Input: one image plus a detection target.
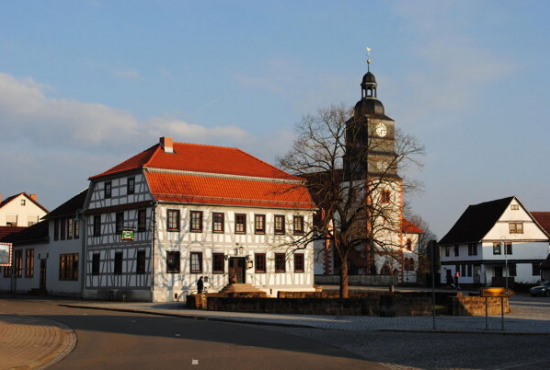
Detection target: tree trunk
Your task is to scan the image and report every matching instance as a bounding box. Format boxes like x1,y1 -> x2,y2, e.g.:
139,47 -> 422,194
340,257 -> 349,298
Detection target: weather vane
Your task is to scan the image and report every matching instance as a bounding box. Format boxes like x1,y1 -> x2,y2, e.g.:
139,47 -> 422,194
366,46 -> 372,71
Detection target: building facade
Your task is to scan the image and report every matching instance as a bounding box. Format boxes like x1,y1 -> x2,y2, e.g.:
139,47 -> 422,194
83,137 -> 317,302
0,192 -> 48,227
439,196 -> 550,287
0,190 -> 86,295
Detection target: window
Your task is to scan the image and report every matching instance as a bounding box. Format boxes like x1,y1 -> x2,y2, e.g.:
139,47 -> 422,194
14,250 -> 22,278
190,252 -> 202,273
509,222 -> 523,234
404,258 -> 415,271
235,214 -> 246,234
505,243 -> 513,255
294,254 -> 304,273
532,263 -> 541,276
274,215 -> 285,235
511,204 -> 519,210
93,215 -> 101,236
493,242 -> 501,255
275,253 -> 286,273
255,253 -> 266,273
293,216 -> 304,235
461,264 -> 466,277
105,182 -> 112,199
114,252 -> 123,275
127,177 -> 135,195
21,199 -> 26,206
467,264 -> 472,277
92,254 -> 100,275
254,214 -> 265,234
166,251 -> 181,273
74,220 -> 80,239
445,246 -> 450,257
190,211 -> 203,232
454,245 -> 459,257
60,217 -> 66,240
138,209 -> 147,231
468,243 -> 478,256
405,239 -> 412,251
59,254 -> 79,281
212,212 -> 224,233
54,219 -> 60,241
25,249 -> 34,278
213,253 -> 224,273
67,218 -> 73,240
509,263 -> 517,277
136,251 -> 146,274
167,210 -> 180,231
115,212 -> 124,233
381,190 -> 391,204
3,266 -> 11,277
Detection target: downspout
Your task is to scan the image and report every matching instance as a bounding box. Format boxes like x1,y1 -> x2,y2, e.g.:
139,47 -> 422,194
150,200 -> 158,301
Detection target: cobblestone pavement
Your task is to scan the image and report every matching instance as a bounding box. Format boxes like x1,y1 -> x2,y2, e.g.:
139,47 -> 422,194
0,312 -> 76,370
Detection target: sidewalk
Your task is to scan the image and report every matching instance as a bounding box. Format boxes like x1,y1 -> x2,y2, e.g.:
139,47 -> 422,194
62,299 -> 550,335
0,313 -> 76,370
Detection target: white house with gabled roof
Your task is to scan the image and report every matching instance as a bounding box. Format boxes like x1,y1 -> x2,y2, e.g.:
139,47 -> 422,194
439,196 -> 550,287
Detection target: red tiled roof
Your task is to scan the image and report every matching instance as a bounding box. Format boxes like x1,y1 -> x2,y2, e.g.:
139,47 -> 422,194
91,142 -> 300,181
0,226 -> 26,240
147,172 -> 316,209
0,192 -> 49,213
402,218 -> 423,234
531,212 -> 550,236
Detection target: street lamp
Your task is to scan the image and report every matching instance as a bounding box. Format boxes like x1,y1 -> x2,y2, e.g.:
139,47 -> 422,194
501,237 -> 508,291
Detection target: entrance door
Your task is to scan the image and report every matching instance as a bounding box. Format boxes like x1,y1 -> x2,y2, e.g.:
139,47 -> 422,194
229,257 -> 246,283
473,265 -> 481,285
39,259 -> 47,290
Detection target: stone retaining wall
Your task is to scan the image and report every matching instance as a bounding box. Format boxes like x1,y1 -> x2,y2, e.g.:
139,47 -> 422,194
187,293 -> 432,316
453,294 -> 510,316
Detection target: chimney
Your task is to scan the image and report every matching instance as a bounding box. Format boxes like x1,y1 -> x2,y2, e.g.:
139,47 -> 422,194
30,194 -> 37,201
160,137 -> 174,153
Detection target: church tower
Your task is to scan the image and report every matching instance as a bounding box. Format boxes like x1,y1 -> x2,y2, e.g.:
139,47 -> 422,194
343,59 -> 399,182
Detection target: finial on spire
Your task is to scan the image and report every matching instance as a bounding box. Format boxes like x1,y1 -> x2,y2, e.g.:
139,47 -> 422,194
366,46 -> 372,71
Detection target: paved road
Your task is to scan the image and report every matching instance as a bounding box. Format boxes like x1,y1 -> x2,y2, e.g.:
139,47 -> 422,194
0,298 -> 380,370
1,291 -> 549,369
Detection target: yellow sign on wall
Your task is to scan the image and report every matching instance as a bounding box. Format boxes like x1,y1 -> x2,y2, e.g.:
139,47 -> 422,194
481,288 -> 514,297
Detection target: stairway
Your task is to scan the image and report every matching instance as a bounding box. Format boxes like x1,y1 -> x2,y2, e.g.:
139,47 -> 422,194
217,283 -> 268,297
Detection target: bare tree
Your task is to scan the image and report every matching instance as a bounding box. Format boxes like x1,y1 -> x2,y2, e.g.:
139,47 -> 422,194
277,104 -> 424,298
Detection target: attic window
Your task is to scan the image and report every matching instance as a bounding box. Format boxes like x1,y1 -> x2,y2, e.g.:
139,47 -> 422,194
511,204 -> 519,210
509,222 -> 523,234
21,199 -> 26,206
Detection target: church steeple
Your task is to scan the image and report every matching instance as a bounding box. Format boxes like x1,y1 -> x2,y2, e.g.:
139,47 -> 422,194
354,57 -> 386,118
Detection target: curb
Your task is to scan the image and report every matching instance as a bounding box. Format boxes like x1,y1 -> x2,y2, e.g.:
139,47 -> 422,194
59,303 -> 317,329
33,319 -> 77,370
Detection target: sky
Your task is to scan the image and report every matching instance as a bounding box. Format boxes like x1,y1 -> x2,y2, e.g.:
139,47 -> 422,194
1,0 -> 549,239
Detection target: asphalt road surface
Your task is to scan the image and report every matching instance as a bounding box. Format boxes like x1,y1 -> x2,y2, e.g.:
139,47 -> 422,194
1,299 -> 381,370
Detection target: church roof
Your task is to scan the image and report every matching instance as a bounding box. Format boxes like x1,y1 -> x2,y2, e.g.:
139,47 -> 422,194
402,218 -> 424,234
90,138 -> 316,210
439,196 -> 515,245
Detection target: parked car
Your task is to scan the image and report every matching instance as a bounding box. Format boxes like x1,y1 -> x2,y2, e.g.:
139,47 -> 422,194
529,281 -> 550,297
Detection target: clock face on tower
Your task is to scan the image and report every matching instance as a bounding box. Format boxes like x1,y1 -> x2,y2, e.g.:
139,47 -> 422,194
375,122 -> 387,137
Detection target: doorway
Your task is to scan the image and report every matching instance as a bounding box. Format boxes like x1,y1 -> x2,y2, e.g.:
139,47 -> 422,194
39,259 -> 47,290
228,257 -> 246,283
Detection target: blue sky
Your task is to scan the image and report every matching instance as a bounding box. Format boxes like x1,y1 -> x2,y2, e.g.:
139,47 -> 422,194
1,1 -> 549,238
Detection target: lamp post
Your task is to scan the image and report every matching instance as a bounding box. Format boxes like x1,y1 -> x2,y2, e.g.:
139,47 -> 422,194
501,237 -> 508,291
